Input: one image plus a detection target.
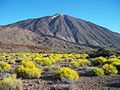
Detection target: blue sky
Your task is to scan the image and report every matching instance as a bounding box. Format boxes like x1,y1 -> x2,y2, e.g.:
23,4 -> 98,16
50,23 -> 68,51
0,0 -> 120,33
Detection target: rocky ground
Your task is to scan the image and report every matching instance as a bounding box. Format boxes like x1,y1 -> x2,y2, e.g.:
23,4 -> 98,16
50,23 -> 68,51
21,69 -> 120,90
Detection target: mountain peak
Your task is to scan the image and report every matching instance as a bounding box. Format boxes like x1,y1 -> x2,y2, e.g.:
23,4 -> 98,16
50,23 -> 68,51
2,14 -> 120,49
53,13 -> 63,16
51,14 -> 63,19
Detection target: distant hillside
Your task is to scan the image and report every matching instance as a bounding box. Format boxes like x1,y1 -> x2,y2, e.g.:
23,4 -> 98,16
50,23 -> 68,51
0,42 -> 51,51
0,14 -> 120,50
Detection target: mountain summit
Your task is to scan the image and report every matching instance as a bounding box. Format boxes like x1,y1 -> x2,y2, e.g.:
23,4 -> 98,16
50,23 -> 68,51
1,14 -> 120,49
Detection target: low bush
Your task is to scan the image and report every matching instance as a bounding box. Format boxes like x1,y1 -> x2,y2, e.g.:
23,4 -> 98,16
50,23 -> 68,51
106,58 -> 120,64
9,60 -> 16,64
35,59 -> 52,66
91,57 -> 107,66
89,47 -> 115,58
0,56 -> 6,60
69,59 -> 91,69
53,67 -> 79,80
0,77 -> 22,90
21,61 -> 35,68
91,67 -> 104,76
69,60 -> 79,68
0,61 -> 10,70
78,59 -> 91,67
45,65 -> 60,71
15,61 -> 42,79
102,64 -> 118,75
111,62 -> 120,70
16,58 -> 24,62
109,55 -> 117,58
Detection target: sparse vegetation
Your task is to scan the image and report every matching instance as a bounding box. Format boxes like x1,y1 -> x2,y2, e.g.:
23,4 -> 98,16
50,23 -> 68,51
0,77 -> 22,90
0,51 -> 120,89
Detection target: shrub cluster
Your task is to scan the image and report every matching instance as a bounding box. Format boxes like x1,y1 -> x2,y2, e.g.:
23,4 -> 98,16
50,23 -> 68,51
91,57 -> 107,66
9,60 -> 16,64
15,61 -> 42,79
70,59 -> 91,68
0,77 -> 22,90
111,62 -> 120,70
106,58 -> 120,64
90,48 -> 114,58
45,65 -> 60,72
78,59 -> 91,67
91,67 -> 105,76
102,64 -> 118,75
35,59 -> 52,66
0,61 -> 10,70
53,67 -> 79,80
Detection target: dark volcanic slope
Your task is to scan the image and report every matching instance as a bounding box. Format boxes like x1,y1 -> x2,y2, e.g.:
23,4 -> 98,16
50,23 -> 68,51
3,14 -> 120,48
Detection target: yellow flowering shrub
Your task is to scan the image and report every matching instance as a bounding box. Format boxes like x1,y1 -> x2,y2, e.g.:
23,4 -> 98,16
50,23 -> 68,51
0,61 -> 10,70
0,77 -> 22,90
6,56 -> 11,60
91,67 -> 104,76
107,58 -> 120,64
70,59 -> 91,68
16,58 -> 24,62
102,64 -> 118,75
35,59 -> 52,66
21,61 -> 35,68
15,61 -> 42,79
53,67 -> 79,80
111,61 -> 120,70
9,60 -> 16,64
109,55 -> 117,58
0,56 -> 6,60
69,60 -> 79,68
78,59 -> 91,67
91,57 -> 107,66
75,54 -> 89,59
45,65 -> 60,72
117,56 -> 120,59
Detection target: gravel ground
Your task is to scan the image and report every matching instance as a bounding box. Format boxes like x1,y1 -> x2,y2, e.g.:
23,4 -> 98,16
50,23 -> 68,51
22,72 -> 120,90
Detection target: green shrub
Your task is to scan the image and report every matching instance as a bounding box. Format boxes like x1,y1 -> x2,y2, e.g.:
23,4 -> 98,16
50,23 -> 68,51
15,61 -> 42,79
91,67 -> 104,76
53,67 -> 79,80
91,57 -> 107,66
89,47 -> 113,58
0,61 -> 10,70
0,77 -> 22,90
102,64 -> 118,75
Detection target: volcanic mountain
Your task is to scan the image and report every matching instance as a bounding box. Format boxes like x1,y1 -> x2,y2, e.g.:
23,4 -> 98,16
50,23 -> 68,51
0,14 -> 120,50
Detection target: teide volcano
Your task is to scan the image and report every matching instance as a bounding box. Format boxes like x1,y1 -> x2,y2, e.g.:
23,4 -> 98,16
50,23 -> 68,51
1,14 -> 120,50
